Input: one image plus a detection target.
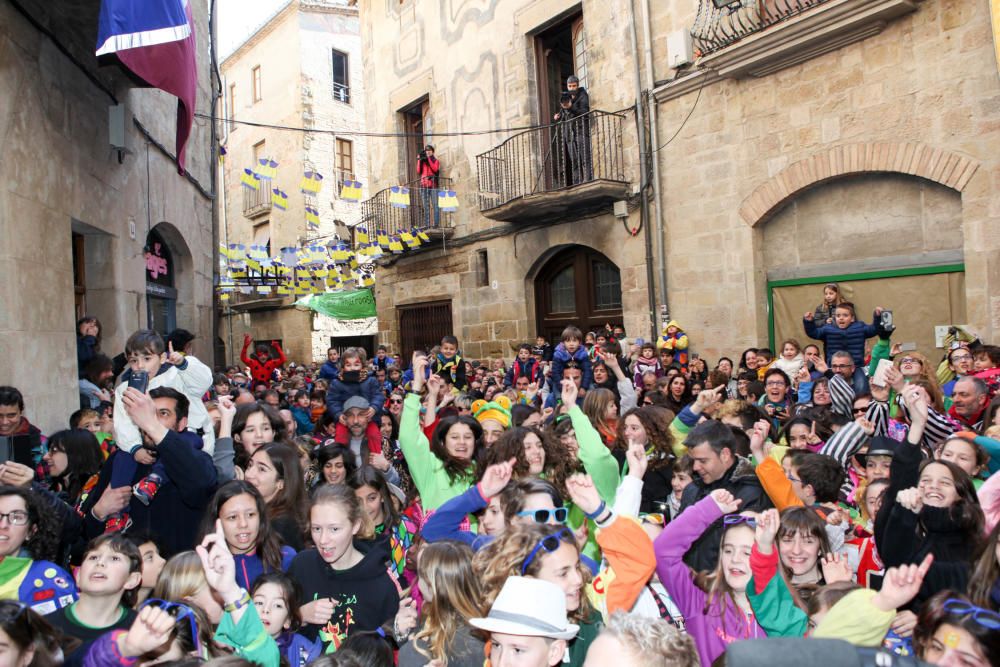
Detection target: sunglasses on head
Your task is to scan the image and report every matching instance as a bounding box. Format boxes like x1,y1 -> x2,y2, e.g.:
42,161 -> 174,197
0,601 -> 27,625
723,514 -> 756,529
516,507 -> 568,525
521,527 -> 574,575
140,599 -> 204,657
942,599 -> 1000,630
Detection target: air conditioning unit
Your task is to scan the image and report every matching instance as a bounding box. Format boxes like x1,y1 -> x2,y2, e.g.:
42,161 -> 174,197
666,30 -> 694,69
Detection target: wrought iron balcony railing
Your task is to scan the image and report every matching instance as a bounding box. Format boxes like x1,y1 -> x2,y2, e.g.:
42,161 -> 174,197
358,177 -> 454,239
692,0 -> 835,55
475,110 -> 627,213
242,183 -> 272,219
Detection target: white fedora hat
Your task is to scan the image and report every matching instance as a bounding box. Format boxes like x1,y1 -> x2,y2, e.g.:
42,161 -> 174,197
469,577 -> 579,640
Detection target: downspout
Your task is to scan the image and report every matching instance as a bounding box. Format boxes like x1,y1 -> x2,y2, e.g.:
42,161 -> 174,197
209,0 -> 229,366
639,0 -> 669,324
627,0 -> 657,342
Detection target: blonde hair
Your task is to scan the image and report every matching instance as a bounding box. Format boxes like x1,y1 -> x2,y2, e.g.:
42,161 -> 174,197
472,524 -> 592,624
893,351 -> 936,385
152,551 -> 207,601
413,542 -> 485,665
602,612 -> 699,667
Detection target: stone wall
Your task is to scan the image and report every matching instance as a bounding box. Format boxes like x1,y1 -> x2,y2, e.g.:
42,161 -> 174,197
650,0 -> 1000,359
221,1 -> 368,365
0,0 -> 215,433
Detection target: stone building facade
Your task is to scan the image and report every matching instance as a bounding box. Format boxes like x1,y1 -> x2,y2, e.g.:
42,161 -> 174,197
220,0 -> 369,365
360,0 -> 650,362
0,0 -> 216,434
361,0 -> 1000,364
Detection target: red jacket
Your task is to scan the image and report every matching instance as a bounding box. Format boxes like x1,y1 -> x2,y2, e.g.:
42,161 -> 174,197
417,155 -> 440,188
241,339 -> 286,385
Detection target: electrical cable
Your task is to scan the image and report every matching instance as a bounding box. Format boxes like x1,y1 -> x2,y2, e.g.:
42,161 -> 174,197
648,73 -> 706,154
196,105 -> 635,140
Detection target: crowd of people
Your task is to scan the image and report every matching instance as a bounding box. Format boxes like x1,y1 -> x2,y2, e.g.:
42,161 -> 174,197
1,284 -> 999,667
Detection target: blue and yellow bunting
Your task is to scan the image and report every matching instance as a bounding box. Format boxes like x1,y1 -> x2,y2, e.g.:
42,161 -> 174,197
271,188 -> 288,210
438,189 -> 459,212
240,168 -> 260,191
340,179 -> 363,202
389,186 -> 410,209
300,171 -> 324,194
254,158 -> 278,180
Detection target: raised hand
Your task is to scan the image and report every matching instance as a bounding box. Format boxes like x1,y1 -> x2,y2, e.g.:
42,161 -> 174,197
805,421 -> 822,447
120,605 -> 177,657
394,596 -> 418,638
693,385 -> 725,414
426,374 -> 444,396
565,473 -> 602,516
411,354 -> 427,392
710,489 -> 741,514
795,365 -> 811,385
749,419 -> 772,460
243,333 -> 252,346
820,552 -> 853,584
369,452 -> 391,473
625,440 -> 648,480
196,519 -> 240,602
754,508 -> 779,554
166,341 -> 184,366
0,462 -> 34,488
803,312 -> 814,322
560,377 -> 579,407
873,553 -> 934,612
896,487 -> 923,514
812,356 -> 829,374
479,457 -> 517,498
869,379 -> 890,402
855,417 -> 875,436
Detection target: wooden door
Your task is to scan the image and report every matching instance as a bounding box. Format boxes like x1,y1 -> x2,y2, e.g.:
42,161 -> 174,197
535,246 -> 623,341
398,300 -> 453,364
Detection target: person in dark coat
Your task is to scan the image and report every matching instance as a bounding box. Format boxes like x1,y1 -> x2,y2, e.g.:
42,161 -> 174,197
678,420 -> 771,571
804,302 -> 883,394
553,75 -> 592,183
76,316 -> 101,379
319,347 -> 340,382
79,387 -> 217,557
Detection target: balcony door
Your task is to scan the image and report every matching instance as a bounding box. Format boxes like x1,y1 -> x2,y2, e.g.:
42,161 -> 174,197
534,246 -> 622,343
535,13 -> 586,125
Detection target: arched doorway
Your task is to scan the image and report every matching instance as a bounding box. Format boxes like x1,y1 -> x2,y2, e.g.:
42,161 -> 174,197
534,246 -> 622,342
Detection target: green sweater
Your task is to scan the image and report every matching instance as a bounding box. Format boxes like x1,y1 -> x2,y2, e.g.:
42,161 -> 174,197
399,393 -> 475,510
215,606 -> 280,666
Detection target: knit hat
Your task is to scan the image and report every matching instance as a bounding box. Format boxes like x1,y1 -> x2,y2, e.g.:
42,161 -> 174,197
471,396 -> 512,429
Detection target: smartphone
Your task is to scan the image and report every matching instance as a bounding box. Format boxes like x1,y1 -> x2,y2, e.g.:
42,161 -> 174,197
128,370 -> 149,394
880,310 -> 893,329
898,342 -> 917,352
871,359 -> 894,387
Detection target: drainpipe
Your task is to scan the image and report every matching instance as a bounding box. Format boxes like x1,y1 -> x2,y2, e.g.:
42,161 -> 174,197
628,0 -> 657,342
639,0 -> 669,325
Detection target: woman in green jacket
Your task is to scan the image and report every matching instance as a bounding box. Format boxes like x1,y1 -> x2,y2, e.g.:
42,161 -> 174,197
399,353 -> 482,511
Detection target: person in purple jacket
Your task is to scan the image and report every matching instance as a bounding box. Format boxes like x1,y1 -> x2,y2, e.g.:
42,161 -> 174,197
654,489 -> 765,666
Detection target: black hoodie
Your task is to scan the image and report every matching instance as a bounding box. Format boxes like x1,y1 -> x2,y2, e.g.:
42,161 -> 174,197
288,538 -> 400,650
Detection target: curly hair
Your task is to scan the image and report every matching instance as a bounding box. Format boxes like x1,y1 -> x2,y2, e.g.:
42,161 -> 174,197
478,427 -> 569,496
472,523 -> 592,624
601,611 -> 699,667
0,487 -> 60,562
615,407 -> 674,470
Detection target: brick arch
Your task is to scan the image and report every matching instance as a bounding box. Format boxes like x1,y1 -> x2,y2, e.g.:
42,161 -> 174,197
739,142 -> 980,227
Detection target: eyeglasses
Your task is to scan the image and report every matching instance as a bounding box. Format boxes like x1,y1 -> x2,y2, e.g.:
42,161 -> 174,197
786,474 -> 802,484
942,599 -> 1000,630
521,527 -> 574,575
899,357 -> 920,365
0,511 -> 29,526
765,381 -> 787,387
516,508 -> 568,525
140,599 -> 204,656
831,364 -> 854,370
722,514 -> 756,529
950,354 -> 972,362
389,398 -> 403,405
853,405 -> 869,415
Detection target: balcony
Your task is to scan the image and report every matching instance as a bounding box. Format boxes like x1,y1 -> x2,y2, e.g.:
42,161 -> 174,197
358,177 -> 454,240
476,111 -> 629,223
243,184 -> 272,219
684,0 -> 921,81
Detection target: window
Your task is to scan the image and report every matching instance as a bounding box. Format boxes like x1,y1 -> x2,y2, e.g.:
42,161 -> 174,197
336,138 -> 354,178
549,265 -> 576,314
397,301 -> 453,363
332,50 -> 350,103
593,260 -> 622,310
227,83 -> 236,131
476,249 -> 490,287
253,140 -> 266,164
251,66 -> 262,103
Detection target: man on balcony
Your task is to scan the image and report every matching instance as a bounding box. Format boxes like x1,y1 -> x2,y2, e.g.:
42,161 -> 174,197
553,75 -> 592,184
417,144 -> 441,228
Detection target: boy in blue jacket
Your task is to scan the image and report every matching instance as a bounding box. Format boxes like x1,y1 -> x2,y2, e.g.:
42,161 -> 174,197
504,343 -> 543,388
803,302 -> 884,394
549,325 -> 592,390
324,347 -> 385,455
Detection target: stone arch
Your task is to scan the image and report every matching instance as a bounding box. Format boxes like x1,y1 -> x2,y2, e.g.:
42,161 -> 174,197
739,142 -> 980,227
530,244 -> 623,342
146,221 -> 195,332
